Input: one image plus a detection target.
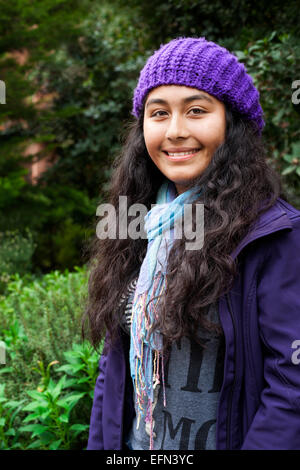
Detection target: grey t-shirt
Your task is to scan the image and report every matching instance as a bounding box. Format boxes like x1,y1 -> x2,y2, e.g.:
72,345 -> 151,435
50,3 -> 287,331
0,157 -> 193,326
118,281 -> 225,450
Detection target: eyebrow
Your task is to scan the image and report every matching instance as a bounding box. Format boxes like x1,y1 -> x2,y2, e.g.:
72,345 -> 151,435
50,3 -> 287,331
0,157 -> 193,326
145,93 -> 214,108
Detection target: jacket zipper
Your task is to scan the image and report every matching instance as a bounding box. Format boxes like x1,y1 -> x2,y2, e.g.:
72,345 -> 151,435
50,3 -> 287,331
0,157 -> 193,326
225,292 -> 237,450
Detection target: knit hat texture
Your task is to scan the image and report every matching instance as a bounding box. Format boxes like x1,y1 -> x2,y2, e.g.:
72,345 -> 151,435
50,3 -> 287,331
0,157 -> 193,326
132,37 -> 264,132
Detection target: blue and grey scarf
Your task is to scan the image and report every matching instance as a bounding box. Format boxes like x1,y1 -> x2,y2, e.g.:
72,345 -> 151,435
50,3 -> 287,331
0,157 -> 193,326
129,180 -> 202,449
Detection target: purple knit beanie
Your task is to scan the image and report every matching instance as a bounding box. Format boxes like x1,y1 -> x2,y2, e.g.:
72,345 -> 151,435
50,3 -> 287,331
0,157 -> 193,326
132,37 -> 264,133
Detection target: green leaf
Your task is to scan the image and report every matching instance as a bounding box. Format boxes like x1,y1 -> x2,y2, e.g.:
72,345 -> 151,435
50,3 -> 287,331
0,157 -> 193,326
19,423 -> 48,437
235,50 -> 246,60
22,412 -> 43,423
296,167 -> 300,176
26,390 -> 46,401
0,367 -> 13,375
291,141 -> 300,155
23,402 -> 47,412
269,31 -> 277,41
26,439 -> 44,449
3,399 -> 26,408
40,410 -> 52,421
48,383 -> 64,401
57,363 -> 85,374
58,413 -> 69,423
69,423 -> 89,434
56,365 -> 72,373
57,392 -> 85,410
49,439 -> 62,450
77,377 -> 90,384
63,378 -> 78,388
283,153 -> 293,163
282,165 -> 296,175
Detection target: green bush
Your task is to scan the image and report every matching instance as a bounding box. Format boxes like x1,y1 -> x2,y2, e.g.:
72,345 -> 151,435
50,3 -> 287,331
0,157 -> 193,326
235,31 -> 300,206
29,184 -> 96,272
0,383 -> 26,449
0,228 -> 37,294
0,266 -> 101,449
0,341 -> 100,450
0,266 -> 90,398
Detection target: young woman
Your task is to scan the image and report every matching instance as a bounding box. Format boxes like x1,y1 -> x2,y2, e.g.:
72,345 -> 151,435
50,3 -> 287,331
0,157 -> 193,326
83,37 -> 300,450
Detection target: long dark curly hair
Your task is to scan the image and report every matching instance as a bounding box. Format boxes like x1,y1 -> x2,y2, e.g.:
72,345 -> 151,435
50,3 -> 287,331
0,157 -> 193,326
82,105 -> 284,352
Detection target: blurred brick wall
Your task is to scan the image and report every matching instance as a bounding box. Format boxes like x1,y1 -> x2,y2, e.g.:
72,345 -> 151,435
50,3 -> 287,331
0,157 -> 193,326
3,48 -> 58,184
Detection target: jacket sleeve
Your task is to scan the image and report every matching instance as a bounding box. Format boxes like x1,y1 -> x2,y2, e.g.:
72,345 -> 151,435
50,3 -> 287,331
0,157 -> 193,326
242,221 -> 300,449
86,350 -> 107,450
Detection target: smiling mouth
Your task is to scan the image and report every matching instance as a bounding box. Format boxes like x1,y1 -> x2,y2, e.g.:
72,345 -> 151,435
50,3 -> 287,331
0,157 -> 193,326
163,148 -> 201,160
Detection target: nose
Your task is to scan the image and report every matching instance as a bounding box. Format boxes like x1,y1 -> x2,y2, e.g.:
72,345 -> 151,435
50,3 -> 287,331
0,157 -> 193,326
165,114 -> 190,140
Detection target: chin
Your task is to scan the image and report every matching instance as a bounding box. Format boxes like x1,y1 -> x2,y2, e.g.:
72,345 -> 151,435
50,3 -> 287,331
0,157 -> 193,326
169,176 -> 198,187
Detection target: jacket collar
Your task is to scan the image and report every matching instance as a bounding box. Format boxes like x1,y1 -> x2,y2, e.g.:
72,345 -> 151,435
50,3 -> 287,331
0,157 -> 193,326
231,198 -> 293,260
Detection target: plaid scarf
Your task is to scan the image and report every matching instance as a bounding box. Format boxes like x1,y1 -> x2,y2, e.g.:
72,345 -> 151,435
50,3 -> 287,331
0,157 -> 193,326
129,180 -> 202,449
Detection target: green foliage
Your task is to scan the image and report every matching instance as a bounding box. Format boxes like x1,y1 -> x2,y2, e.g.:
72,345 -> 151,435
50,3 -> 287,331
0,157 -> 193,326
0,341 -> 99,450
281,142 -> 300,177
0,0 -> 96,275
114,0 -> 300,48
19,341 -> 99,450
0,0 -> 93,122
234,32 -> 300,206
0,0 -> 93,54
0,384 -> 26,449
0,169 -> 27,207
0,181 -> 96,273
56,342 -> 99,398
0,266 -> 89,398
34,4 -> 148,197
0,228 -> 37,294
20,377 -> 86,450
0,266 -> 100,449
29,184 -> 96,271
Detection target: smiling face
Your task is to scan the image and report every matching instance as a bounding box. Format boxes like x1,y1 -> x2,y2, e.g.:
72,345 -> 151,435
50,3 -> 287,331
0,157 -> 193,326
143,85 -> 226,194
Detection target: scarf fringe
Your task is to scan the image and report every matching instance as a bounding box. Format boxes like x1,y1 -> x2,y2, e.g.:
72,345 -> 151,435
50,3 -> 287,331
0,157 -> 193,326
130,270 -> 166,449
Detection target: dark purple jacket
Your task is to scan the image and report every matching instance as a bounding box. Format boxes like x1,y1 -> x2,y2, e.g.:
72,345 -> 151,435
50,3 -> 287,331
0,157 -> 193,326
87,198 -> 300,450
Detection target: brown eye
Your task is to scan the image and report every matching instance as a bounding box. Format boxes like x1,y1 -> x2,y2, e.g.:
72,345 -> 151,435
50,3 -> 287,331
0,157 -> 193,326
189,108 -> 205,115
151,110 -> 168,117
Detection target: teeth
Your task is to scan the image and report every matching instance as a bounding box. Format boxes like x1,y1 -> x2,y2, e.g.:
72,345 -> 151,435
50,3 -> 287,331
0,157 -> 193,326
167,149 -> 199,156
